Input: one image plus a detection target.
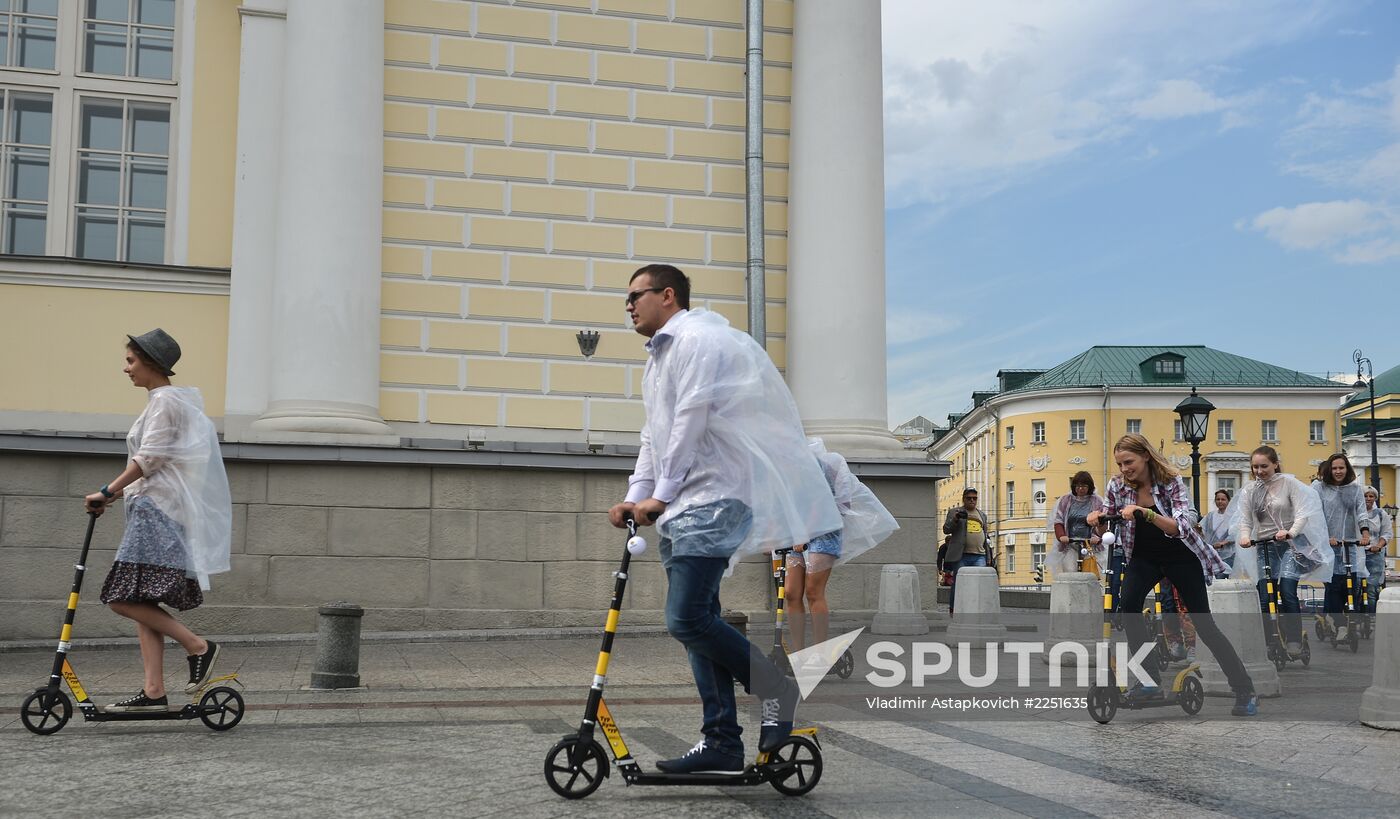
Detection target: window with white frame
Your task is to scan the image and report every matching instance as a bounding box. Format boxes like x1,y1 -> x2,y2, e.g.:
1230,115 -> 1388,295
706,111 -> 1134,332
1216,472 -> 1240,494
75,97 -> 168,262
1174,419 -> 1184,441
1217,419 -> 1233,443
1005,545 -> 1015,574
1,0 -> 58,69
1154,357 -> 1184,377
1032,543 -> 1046,570
1005,426 -> 1014,448
1309,420 -> 1326,444
0,1 -> 178,262
1005,481 -> 1015,515
1261,419 -> 1277,443
1031,421 -> 1045,444
1032,479 -> 1046,515
82,0 -> 174,80
1126,418 -> 1141,435
1069,419 -> 1086,442
0,89 -> 51,253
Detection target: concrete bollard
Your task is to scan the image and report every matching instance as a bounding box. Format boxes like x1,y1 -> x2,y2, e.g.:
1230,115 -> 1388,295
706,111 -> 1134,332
310,602 -> 365,690
722,609 -> 748,639
946,567 -> 1008,644
1360,586 -> 1400,730
871,564 -> 929,635
1043,572 -> 1101,666
1198,579 -> 1280,698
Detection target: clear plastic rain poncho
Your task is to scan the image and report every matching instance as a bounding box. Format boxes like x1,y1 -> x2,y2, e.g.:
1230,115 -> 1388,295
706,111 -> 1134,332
1312,479 -> 1370,574
1200,496 -> 1241,569
1227,474 -> 1332,584
630,310 -> 841,571
808,438 -> 899,566
1045,492 -> 1104,576
122,386 -> 232,590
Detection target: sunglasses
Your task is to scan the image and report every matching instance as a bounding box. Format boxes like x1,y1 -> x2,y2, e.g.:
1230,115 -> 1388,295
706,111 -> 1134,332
625,287 -> 665,306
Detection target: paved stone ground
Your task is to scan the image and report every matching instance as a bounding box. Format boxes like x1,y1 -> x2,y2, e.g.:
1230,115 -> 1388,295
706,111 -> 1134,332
2,629 -> 1398,818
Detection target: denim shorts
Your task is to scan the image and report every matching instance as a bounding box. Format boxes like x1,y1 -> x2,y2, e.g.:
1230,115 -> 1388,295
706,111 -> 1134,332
657,498 -> 754,567
807,530 -> 842,557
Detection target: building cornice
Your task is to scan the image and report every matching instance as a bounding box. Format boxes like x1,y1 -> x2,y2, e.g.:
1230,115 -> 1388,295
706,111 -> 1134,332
0,255 -> 230,296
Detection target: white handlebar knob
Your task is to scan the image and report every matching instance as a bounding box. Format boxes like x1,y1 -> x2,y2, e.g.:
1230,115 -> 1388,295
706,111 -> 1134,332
1080,546 -> 1090,557
627,535 -> 648,555
1101,531 -> 1116,547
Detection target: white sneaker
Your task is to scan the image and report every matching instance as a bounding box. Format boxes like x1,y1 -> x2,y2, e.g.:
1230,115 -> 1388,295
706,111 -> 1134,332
1335,626 -> 1349,642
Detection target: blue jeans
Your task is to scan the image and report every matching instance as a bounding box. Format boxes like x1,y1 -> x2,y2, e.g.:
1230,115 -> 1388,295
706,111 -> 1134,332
1367,551 -> 1386,609
948,553 -> 987,614
664,555 -> 789,757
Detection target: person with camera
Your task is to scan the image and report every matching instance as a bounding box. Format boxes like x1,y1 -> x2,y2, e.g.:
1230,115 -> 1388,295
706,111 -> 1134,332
942,488 -> 990,614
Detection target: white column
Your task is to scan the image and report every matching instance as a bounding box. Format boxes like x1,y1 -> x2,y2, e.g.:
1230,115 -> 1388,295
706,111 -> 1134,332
786,0 -> 902,457
250,0 -> 392,437
224,0 -> 286,434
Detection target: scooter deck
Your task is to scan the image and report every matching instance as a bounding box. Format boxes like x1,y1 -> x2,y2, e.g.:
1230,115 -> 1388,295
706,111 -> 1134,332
81,704 -> 214,721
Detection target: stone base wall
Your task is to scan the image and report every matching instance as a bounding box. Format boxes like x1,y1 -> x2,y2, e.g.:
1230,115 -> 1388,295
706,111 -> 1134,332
0,452 -> 939,640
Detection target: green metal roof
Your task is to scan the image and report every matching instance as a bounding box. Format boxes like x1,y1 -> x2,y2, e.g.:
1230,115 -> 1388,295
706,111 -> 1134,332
1008,346 -> 1341,392
1344,362 -> 1400,408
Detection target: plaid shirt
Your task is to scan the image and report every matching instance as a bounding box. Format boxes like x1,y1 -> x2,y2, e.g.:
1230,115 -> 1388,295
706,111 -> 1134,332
1102,476 -> 1226,582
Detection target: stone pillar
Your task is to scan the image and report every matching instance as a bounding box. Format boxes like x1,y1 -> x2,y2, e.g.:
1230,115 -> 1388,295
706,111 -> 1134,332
786,0 -> 901,458
224,0 -> 286,434
1199,579 -> 1281,697
946,567 -> 1008,644
1360,586 -> 1400,729
249,0 -> 393,439
871,564 -> 929,635
1043,572 -> 1100,666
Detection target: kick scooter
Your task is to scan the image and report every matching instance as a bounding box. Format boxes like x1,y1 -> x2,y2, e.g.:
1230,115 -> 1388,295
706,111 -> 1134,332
1258,536 -> 1309,671
544,515 -> 822,799
1316,542 -> 1364,652
1086,513 -> 1205,724
20,512 -> 245,735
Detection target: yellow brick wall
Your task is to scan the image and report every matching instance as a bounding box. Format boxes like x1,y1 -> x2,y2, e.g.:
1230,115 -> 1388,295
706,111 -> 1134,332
381,0 -> 793,436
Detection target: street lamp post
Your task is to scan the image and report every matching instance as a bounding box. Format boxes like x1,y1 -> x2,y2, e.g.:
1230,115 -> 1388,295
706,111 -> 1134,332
1174,387 -> 1215,514
1353,349 -> 1380,494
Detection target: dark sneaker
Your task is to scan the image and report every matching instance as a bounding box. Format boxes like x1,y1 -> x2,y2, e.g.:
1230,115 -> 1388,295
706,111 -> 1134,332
1231,692 -> 1259,717
1124,683 -> 1164,705
108,690 -> 168,712
185,640 -> 221,693
758,679 -> 799,752
654,740 -> 744,775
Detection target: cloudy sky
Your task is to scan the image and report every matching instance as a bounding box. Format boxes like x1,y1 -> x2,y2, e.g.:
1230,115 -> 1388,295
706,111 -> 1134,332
880,0 -> 1400,427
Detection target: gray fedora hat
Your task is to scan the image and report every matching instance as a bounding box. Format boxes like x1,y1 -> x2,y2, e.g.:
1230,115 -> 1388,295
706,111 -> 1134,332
127,328 -> 181,376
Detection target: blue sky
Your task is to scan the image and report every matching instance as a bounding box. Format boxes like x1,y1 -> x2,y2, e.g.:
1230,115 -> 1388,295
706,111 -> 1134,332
880,0 -> 1400,427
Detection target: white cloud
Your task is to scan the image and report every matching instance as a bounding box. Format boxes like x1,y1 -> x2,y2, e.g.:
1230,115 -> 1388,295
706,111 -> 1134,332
886,309 -> 964,346
1131,79 -> 1231,119
1335,237 -> 1400,264
1247,200 -> 1380,249
880,0 -> 1338,209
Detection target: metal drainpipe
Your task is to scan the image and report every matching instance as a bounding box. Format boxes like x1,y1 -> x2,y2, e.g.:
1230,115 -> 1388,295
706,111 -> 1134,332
744,0 -> 766,347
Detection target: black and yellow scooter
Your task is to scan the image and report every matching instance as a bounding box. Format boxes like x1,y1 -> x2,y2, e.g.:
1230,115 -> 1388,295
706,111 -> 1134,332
544,516 -> 822,799
1086,513 -> 1205,724
19,512 -> 245,736
1313,541 -> 1364,652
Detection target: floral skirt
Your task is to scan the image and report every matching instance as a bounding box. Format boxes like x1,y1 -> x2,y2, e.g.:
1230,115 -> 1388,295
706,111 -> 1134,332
99,496 -> 203,612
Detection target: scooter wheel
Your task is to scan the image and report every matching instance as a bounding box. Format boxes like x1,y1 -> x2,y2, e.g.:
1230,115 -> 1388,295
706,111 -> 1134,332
1314,621 -> 1326,640
834,649 -> 855,680
544,738 -> 607,799
198,686 -> 245,731
1272,652 -> 1285,672
1301,647 -> 1311,667
20,689 -> 72,736
1349,631 -> 1359,653
1087,686 -> 1117,725
766,735 -> 822,796
1179,675 -> 1204,716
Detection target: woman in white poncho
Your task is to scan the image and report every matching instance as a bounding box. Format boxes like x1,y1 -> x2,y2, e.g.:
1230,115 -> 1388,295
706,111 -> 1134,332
84,329 -> 232,712
785,439 -> 899,651
1311,454 -> 1371,638
1234,446 -> 1332,658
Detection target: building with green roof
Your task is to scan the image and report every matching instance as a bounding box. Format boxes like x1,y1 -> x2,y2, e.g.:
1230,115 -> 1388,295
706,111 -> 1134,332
926,345 -> 1357,586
